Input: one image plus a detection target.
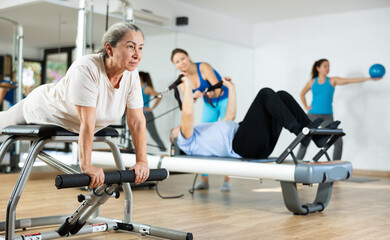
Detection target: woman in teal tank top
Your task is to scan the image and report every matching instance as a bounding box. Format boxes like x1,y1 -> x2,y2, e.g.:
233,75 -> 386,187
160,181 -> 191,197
139,71 -> 166,152
170,48 -> 231,192
299,59 -> 381,160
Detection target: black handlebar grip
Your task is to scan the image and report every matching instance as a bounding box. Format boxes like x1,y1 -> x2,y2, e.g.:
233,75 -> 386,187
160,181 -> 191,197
119,168 -> 169,182
206,81 -> 223,92
168,74 -> 184,90
55,169 -> 169,189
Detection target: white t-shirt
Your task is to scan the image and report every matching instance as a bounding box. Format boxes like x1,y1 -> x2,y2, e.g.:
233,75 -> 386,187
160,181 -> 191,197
23,54 -> 143,133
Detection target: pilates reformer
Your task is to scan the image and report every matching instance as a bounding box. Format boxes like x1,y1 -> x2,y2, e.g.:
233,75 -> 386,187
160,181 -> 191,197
169,126 -> 352,215
90,126 -> 352,215
0,124 -> 193,240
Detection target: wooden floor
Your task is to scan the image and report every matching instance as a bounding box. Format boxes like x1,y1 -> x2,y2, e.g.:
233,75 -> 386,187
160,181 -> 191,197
0,171 -> 389,239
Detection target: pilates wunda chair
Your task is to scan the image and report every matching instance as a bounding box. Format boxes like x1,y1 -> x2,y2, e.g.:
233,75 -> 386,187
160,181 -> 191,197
0,124 -> 193,240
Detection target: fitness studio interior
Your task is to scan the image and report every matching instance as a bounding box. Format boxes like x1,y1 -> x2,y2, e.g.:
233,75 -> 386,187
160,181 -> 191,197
0,0 -> 389,239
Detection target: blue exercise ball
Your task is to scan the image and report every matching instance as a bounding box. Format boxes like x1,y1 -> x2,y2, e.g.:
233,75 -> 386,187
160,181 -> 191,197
369,64 -> 386,78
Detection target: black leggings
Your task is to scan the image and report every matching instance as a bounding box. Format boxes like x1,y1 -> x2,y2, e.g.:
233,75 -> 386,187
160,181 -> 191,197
232,88 -> 311,158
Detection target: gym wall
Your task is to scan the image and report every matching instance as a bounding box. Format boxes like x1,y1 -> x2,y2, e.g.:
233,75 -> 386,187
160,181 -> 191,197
253,6 -> 390,171
170,0 -> 254,48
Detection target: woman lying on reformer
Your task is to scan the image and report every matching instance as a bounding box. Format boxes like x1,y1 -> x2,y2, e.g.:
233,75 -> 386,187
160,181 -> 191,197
170,74 -> 340,190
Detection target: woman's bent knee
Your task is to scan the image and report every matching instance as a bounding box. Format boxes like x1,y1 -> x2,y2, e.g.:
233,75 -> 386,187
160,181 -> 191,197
256,88 -> 275,100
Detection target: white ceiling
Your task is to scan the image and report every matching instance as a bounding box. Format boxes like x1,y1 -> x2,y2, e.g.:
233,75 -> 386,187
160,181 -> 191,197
0,0 -> 389,57
175,0 -> 390,23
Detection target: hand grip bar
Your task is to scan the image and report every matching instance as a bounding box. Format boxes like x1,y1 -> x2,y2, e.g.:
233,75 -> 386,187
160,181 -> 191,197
168,74 -> 184,90
55,169 -> 169,189
305,128 -> 345,136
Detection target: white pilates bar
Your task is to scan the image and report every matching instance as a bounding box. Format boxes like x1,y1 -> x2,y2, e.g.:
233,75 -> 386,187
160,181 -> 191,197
91,152 -> 296,182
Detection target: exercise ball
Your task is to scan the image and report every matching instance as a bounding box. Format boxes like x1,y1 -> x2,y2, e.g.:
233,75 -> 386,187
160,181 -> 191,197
369,64 -> 386,78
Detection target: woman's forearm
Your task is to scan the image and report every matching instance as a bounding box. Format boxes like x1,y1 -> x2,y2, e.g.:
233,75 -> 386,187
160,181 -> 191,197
78,124 -> 95,170
300,93 -> 309,109
334,77 -> 371,85
182,79 -> 195,116
180,78 -> 195,139
128,117 -> 147,164
224,85 -> 236,121
347,77 -> 371,84
151,98 -> 162,110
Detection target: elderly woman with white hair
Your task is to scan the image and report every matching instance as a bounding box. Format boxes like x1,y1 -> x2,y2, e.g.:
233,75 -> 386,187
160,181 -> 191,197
0,22 -> 149,188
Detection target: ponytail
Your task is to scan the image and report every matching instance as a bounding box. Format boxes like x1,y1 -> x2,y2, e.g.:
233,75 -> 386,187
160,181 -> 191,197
139,71 -> 154,88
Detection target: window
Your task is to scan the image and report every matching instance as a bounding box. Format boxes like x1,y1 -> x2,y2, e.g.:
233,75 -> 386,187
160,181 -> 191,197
43,47 -> 73,84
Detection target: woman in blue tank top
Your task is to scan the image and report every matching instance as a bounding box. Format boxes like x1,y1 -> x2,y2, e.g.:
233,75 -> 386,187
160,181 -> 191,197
170,48 -> 231,192
139,71 -> 166,152
171,48 -> 229,123
299,59 -> 381,160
